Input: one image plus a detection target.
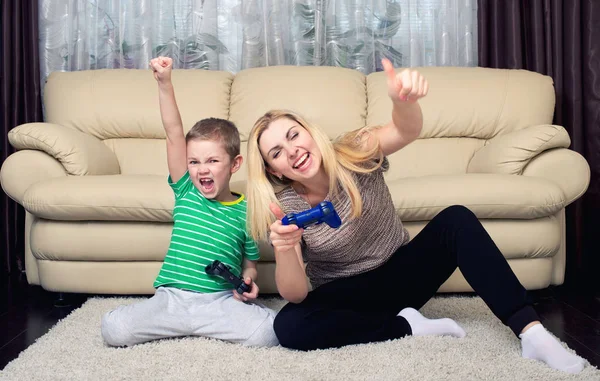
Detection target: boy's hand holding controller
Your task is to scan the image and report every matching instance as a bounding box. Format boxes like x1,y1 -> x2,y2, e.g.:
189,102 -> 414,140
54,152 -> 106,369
233,277 -> 259,302
205,260 -> 260,302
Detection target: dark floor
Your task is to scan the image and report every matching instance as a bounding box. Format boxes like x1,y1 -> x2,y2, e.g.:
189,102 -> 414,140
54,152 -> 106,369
1,272 -> 600,370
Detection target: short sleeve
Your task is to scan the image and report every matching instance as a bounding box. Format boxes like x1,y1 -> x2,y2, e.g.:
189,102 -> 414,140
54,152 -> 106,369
168,171 -> 195,200
354,157 -> 389,187
374,156 -> 390,173
243,232 -> 260,261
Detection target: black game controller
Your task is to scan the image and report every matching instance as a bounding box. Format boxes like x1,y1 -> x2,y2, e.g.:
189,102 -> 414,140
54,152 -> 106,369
205,260 -> 251,295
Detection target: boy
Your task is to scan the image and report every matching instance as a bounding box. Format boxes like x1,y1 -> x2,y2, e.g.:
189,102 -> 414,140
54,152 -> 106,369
101,56 -> 279,348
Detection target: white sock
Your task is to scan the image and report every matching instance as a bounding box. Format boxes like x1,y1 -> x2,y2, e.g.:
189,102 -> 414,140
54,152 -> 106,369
520,323 -> 584,374
398,307 -> 466,338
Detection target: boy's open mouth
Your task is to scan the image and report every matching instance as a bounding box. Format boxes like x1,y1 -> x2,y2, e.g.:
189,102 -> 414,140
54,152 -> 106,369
199,178 -> 215,192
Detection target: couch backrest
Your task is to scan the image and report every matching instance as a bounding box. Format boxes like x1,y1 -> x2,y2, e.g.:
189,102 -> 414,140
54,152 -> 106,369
45,69 -> 234,138
365,66 -> 556,178
43,65 -> 555,178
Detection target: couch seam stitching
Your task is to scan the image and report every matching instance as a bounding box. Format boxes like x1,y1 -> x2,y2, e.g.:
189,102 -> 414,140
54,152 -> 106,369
227,72 -> 233,121
363,73 -> 368,127
14,130 -> 66,157
395,201 -> 565,209
22,203 -> 173,211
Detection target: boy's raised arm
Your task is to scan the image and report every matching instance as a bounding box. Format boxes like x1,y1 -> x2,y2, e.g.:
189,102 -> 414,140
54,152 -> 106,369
150,56 -> 187,183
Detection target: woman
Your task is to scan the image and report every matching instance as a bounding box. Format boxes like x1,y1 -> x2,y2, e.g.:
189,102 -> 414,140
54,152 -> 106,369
245,59 -> 584,374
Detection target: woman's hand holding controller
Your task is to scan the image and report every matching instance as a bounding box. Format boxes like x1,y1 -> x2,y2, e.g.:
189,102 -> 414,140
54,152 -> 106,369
269,203 -> 309,302
269,203 -> 304,252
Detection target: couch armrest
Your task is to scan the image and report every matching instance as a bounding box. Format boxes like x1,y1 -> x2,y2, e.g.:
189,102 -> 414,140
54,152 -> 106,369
8,122 -> 120,176
467,124 -> 571,175
1,150 -> 67,204
522,148 -> 590,206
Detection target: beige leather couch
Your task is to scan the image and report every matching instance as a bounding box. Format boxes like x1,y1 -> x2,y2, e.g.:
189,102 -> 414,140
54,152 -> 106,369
0,65 -> 590,295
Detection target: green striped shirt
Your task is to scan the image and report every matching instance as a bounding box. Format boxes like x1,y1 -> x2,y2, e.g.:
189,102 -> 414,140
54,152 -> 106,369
154,171 -> 259,293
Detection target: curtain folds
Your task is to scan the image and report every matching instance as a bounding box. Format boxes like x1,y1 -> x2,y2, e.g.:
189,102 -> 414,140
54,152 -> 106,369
38,0 -> 478,85
1,0 -> 43,274
478,0 -> 600,292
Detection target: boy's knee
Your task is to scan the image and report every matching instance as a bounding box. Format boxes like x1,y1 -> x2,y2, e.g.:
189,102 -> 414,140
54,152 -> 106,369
101,310 -> 133,347
244,313 -> 279,348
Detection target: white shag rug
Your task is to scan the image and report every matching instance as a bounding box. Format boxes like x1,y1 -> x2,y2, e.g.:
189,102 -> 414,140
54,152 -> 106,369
1,296 -> 599,381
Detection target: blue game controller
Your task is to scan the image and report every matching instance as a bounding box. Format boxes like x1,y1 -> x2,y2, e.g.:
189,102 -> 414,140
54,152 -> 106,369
281,201 -> 342,229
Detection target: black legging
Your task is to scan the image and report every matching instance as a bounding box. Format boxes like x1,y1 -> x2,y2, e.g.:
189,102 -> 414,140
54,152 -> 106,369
273,205 -> 540,351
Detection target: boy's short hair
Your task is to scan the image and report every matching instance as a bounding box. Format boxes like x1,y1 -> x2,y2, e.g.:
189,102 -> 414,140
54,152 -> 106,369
185,118 -> 241,160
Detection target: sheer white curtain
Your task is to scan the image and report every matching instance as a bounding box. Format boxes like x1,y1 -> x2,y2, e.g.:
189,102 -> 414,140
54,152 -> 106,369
39,0 -> 477,82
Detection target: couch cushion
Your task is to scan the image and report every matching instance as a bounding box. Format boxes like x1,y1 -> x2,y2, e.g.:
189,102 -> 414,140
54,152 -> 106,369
31,219 -> 172,261
229,65 -> 367,141
102,140 -> 253,179
103,138 -> 169,175
29,216 -> 559,262
388,174 -> 565,221
23,175 -> 174,222
404,215 -> 561,260
22,173 -> 564,223
385,138 -> 484,179
29,218 -> 277,262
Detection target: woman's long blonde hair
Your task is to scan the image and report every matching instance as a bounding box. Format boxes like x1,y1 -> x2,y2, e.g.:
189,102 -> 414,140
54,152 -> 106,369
246,110 -> 384,242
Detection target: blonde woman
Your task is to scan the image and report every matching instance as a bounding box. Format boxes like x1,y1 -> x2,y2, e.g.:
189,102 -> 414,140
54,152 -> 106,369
246,59 -> 585,374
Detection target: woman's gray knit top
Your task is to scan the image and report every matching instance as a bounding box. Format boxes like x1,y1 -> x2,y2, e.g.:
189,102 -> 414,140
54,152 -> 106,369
275,161 -> 410,288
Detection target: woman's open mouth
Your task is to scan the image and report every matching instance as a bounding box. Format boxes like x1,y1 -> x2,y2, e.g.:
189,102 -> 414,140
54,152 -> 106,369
293,153 -> 311,171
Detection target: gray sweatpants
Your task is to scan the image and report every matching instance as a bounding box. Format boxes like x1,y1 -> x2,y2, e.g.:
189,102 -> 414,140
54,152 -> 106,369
101,287 -> 279,348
